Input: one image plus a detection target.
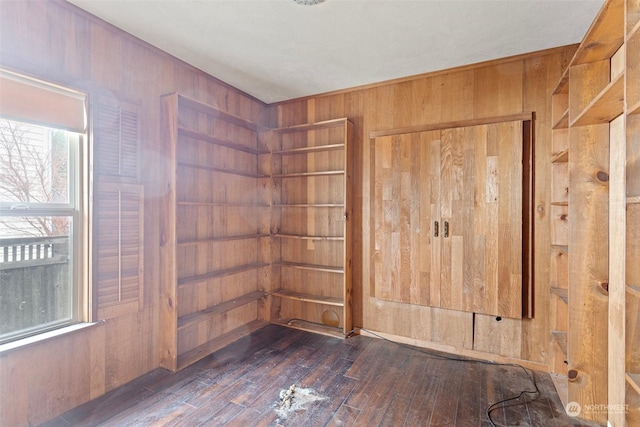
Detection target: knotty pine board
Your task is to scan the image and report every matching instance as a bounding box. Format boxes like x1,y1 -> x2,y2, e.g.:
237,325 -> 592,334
568,123 -> 610,425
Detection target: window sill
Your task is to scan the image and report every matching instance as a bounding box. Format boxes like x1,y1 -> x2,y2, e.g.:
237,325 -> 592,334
0,321 -> 104,355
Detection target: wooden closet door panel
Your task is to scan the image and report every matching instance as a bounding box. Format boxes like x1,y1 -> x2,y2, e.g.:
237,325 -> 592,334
371,131 -> 441,306
440,121 -> 522,318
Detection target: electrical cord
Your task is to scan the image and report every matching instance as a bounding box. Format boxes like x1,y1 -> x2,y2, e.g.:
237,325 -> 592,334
282,319 -> 540,427
359,327 -> 540,427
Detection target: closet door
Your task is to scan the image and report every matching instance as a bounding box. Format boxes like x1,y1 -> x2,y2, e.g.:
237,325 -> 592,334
439,121 -> 523,318
371,130 -> 441,306
370,120 -> 526,319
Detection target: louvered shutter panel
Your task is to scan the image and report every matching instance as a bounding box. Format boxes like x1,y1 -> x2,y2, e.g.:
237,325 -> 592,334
94,97 -> 139,181
93,96 -> 144,320
95,183 -> 144,319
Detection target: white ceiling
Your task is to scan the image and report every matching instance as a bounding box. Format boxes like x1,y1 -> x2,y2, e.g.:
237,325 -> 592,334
67,0 -> 604,104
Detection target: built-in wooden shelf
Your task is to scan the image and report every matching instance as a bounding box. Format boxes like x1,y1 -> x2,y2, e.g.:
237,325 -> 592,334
551,150 -> 569,164
550,69 -> 569,382
177,93 -> 258,131
553,70 -> 570,95
552,331 -> 568,356
551,245 -> 569,254
178,262 -> 269,286
177,161 -> 269,178
177,319 -> 266,370
177,234 -> 269,247
271,289 -> 344,307
177,291 -> 266,330
178,127 -> 267,155
552,110 -> 569,130
273,143 -> 345,155
571,73 -> 624,127
271,318 -> 344,339
272,170 -> 344,178
177,201 -> 269,208
271,118 -> 349,133
626,373 -> 640,395
545,1 -> 636,422
273,261 -> 344,274
551,287 -> 569,304
273,233 -> 344,241
273,203 -> 344,208
570,0 -> 624,66
267,117 -> 353,338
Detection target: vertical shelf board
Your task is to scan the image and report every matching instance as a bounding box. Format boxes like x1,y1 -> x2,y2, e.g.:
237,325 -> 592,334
627,205 -> 640,376
627,30 -> 640,115
550,72 -> 570,376
160,94 -> 179,372
628,30 -> 640,420
568,124 -> 610,425
343,120 -> 354,334
609,114 -> 626,425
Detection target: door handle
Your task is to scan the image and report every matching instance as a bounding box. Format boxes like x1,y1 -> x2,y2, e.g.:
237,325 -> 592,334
434,221 -> 439,237
443,221 -> 449,238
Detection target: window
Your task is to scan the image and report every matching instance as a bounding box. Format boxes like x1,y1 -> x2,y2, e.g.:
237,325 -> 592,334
0,70 -> 87,345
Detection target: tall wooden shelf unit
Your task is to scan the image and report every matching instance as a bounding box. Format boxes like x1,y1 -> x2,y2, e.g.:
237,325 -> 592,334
161,98 -> 354,368
160,93 -> 271,371
550,74 -> 570,377
623,0 -> 640,424
264,119 -> 354,339
548,0 -> 640,424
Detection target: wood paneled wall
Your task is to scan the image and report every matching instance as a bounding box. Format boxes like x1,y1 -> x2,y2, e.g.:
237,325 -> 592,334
0,1 -> 267,425
272,46 -> 577,369
0,1 -> 582,424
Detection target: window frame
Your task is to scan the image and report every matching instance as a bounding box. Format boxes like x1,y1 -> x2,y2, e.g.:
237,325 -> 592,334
0,71 -> 90,345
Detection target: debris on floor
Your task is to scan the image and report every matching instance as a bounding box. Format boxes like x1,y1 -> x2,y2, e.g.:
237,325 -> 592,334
274,384 -> 327,419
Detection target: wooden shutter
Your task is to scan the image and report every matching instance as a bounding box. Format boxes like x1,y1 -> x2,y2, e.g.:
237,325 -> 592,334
92,96 -> 144,320
95,183 -> 144,320
93,97 -> 139,181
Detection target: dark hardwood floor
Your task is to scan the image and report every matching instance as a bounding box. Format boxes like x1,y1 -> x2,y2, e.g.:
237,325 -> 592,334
45,324 -> 601,427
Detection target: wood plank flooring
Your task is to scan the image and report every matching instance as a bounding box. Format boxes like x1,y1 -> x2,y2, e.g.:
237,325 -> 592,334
46,324 -> 601,427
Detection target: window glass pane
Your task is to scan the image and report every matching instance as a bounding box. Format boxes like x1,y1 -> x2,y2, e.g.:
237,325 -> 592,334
0,119 -> 71,205
0,216 -> 73,343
